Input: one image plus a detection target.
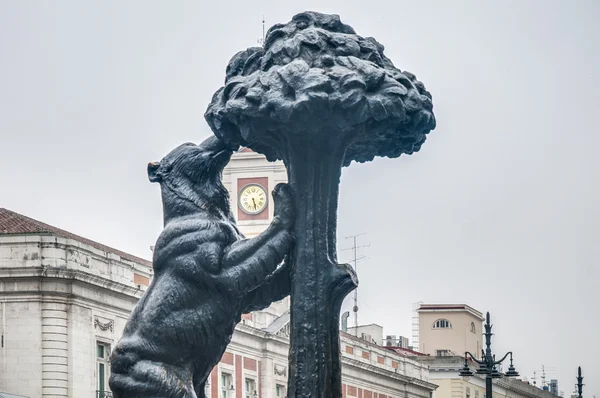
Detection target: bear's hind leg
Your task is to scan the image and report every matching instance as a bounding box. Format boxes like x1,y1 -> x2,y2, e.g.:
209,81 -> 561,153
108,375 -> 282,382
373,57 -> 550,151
110,360 -> 196,398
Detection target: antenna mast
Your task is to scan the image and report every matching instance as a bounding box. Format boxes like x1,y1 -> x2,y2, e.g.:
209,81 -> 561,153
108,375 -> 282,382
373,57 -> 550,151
342,233 -> 370,334
257,15 -> 266,46
541,365 -> 546,388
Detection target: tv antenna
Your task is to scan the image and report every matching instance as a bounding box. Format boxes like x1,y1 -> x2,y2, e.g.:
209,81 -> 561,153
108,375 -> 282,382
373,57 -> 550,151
257,15 -> 266,46
342,233 -> 370,334
541,365 -> 546,388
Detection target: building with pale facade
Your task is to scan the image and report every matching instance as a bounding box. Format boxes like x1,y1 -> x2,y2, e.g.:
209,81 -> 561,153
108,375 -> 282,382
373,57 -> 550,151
414,356 -> 558,398
417,304 -> 484,358
411,304 -> 558,398
347,324 -> 384,346
0,208 -> 152,398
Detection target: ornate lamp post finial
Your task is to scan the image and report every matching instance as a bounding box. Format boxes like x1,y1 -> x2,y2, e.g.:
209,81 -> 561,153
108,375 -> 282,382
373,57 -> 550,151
459,312 -> 518,398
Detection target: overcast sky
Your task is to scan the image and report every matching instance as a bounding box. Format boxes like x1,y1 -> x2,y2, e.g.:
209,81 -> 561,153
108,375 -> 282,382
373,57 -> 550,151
1,1 -> 598,395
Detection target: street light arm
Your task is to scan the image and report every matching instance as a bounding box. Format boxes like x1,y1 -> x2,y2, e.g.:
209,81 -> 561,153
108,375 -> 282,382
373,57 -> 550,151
494,351 -> 512,366
465,351 -> 485,365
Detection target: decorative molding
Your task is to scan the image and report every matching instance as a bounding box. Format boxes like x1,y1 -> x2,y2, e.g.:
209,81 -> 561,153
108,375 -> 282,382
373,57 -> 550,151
95,317 -> 114,332
275,323 -> 290,338
274,364 -> 287,377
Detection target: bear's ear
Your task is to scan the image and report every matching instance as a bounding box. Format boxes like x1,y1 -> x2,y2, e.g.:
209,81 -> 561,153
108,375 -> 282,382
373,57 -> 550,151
148,162 -> 161,183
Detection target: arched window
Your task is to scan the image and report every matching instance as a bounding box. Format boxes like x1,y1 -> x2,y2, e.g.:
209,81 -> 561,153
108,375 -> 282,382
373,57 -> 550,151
471,322 -> 476,333
433,319 -> 452,329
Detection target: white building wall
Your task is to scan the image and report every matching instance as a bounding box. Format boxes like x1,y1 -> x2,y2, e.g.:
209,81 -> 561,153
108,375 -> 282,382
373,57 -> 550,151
0,233 -> 150,398
0,300 -> 43,397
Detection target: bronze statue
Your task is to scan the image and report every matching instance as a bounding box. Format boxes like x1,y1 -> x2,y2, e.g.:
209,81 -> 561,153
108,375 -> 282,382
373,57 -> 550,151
206,11 -> 435,397
111,10 -> 435,398
109,136 -> 294,398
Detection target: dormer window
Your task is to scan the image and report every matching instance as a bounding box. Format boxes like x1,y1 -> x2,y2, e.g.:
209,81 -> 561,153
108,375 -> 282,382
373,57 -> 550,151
471,322 -> 476,333
433,319 -> 451,329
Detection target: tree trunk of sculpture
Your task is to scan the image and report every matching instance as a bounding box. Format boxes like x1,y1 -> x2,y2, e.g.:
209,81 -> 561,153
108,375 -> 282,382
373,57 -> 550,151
284,135 -> 358,398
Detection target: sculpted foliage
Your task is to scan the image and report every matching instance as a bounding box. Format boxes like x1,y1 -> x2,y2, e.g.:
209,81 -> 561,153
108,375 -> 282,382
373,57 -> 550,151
206,11 -> 436,166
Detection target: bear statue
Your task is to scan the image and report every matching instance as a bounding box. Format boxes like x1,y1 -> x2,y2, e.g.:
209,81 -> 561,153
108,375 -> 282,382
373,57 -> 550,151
109,136 -> 294,398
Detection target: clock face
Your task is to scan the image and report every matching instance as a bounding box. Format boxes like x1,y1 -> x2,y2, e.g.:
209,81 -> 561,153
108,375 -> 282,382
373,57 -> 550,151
239,184 -> 268,215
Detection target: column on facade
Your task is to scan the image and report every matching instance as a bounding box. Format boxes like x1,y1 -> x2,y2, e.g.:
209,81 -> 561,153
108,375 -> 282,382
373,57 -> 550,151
41,298 -> 69,397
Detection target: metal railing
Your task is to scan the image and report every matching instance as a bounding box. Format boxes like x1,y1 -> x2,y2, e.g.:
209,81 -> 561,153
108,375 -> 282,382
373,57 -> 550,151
96,391 -> 113,398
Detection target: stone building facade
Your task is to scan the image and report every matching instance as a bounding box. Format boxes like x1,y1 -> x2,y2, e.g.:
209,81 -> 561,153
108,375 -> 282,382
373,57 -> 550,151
0,208 -> 153,398
207,324 -> 435,398
417,304 -> 484,358
415,356 -> 558,398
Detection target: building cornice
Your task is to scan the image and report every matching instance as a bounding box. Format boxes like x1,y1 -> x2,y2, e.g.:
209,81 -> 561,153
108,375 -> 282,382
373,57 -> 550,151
417,304 -> 484,321
0,234 -> 152,276
0,266 -> 145,299
343,358 -> 438,391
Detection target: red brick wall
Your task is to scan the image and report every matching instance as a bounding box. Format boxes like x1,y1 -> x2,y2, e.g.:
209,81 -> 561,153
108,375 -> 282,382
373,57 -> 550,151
342,384 -> 347,398
345,345 -> 354,354
258,360 -> 262,397
348,386 -> 357,396
211,367 -> 218,398
358,388 -> 363,398
362,350 -> 370,359
377,356 -> 384,364
243,357 -> 257,371
392,360 -> 399,369
364,391 -> 372,398
241,313 -> 252,321
237,177 -> 269,220
221,352 -> 234,365
235,355 -> 242,398
134,273 -> 149,286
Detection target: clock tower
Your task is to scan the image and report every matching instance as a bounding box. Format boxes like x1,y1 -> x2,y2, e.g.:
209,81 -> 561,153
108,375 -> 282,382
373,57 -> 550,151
222,147 -> 290,328
222,147 -> 288,237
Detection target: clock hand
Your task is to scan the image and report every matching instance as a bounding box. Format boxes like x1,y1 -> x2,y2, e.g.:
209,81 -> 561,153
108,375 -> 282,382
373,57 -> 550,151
252,198 -> 257,210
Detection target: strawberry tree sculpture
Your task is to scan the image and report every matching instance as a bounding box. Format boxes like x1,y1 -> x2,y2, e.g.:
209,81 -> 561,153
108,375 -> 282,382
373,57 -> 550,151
206,11 -> 436,398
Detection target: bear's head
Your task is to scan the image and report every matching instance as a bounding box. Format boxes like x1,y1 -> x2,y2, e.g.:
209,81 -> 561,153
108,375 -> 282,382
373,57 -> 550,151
148,136 -> 237,223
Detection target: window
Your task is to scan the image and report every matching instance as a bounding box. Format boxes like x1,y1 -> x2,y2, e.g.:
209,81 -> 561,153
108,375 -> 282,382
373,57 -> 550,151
471,322 -> 476,333
276,384 -> 286,397
466,387 -> 471,398
96,342 -> 110,396
221,373 -> 233,398
433,319 -> 452,329
245,378 -> 256,398
475,390 -> 480,398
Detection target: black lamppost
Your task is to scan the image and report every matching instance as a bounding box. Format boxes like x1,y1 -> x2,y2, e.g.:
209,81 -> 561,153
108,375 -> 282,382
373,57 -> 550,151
459,312 -> 519,398
575,366 -> 584,398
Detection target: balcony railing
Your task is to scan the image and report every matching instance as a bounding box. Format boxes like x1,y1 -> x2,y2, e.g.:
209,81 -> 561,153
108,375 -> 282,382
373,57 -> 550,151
96,391 -> 114,398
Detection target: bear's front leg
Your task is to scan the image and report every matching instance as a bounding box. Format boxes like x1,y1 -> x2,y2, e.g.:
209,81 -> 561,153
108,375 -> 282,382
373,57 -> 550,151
241,258 -> 291,313
219,183 -> 294,294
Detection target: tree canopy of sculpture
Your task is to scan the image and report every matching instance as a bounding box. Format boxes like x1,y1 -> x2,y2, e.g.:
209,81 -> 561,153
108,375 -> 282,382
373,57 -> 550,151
206,11 -> 436,398
205,11 -> 435,166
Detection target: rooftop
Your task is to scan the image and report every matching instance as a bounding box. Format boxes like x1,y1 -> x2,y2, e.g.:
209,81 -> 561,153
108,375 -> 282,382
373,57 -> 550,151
383,346 -> 429,357
0,207 -> 152,267
347,323 -> 384,329
418,303 -> 484,321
